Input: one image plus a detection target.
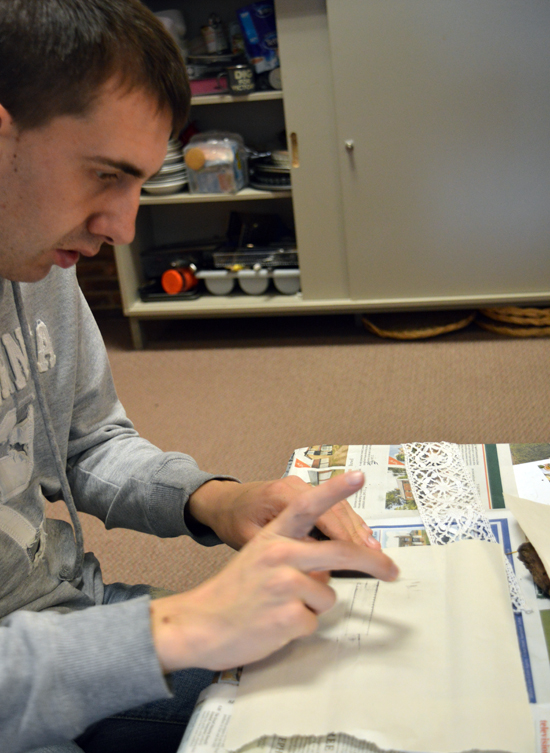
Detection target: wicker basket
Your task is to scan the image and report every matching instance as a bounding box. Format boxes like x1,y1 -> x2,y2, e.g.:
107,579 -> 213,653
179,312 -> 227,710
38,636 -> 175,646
479,306 -> 550,326
476,317 -> 550,338
362,310 -> 476,340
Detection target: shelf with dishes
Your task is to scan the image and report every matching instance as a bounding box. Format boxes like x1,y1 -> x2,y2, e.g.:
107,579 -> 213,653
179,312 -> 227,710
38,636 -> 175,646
141,135 -> 291,201
140,187 -> 291,205
115,235 -> 313,349
190,90 -> 283,106
118,4 -> 297,346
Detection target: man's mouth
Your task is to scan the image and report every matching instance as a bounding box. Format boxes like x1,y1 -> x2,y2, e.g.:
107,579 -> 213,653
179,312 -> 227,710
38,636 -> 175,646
53,249 -> 81,269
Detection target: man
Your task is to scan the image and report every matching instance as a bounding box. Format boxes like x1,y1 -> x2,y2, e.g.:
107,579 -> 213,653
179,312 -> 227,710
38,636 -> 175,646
0,2 -> 398,752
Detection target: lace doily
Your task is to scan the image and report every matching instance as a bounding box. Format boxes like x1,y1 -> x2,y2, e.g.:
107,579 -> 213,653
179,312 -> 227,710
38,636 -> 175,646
402,442 -> 529,613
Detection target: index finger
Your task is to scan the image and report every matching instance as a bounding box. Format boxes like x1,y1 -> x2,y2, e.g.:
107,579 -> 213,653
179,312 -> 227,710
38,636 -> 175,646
267,471 -> 365,540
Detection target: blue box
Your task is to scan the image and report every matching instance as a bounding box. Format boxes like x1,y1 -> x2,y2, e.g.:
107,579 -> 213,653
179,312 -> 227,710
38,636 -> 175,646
237,2 -> 279,74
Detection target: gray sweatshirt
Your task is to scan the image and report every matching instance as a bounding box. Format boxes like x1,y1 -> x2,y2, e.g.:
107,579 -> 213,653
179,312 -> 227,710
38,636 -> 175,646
0,268 -> 224,752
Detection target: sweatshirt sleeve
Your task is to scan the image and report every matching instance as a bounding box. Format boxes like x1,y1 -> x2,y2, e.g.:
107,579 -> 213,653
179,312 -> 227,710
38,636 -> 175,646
0,597 -> 171,753
58,284 -> 236,544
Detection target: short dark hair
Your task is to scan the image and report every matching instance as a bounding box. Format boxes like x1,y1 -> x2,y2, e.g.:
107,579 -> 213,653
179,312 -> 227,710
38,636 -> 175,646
0,0 -> 190,133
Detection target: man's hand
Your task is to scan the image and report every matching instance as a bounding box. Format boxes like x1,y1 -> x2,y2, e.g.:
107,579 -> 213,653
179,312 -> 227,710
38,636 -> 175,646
151,472 -> 398,673
188,475 -> 381,550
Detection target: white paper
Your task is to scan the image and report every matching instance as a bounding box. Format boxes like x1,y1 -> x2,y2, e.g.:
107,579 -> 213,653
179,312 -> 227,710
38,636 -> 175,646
505,494 -> 550,577
511,463 -> 550,507
225,540 -> 534,753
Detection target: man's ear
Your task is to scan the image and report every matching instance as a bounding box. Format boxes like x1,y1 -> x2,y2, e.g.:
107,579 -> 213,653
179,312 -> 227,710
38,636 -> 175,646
0,104 -> 16,138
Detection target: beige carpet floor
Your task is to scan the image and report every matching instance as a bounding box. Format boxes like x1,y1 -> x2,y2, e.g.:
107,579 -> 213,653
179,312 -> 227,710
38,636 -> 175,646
48,313 -> 550,594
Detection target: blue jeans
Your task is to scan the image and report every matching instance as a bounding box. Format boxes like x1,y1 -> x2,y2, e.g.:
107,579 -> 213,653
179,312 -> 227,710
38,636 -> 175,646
75,666 -> 214,753
31,583 -> 215,753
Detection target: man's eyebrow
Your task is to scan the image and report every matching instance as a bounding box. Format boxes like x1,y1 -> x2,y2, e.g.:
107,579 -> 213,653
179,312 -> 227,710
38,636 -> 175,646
87,157 -> 147,179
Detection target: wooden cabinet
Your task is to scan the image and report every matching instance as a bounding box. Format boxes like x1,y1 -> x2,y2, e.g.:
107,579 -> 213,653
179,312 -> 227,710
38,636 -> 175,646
115,0 -> 550,347
116,0 -> 300,348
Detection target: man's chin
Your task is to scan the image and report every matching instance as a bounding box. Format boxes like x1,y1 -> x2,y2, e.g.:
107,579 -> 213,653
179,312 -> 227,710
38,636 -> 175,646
0,249 -> 80,282
1,262 -> 55,284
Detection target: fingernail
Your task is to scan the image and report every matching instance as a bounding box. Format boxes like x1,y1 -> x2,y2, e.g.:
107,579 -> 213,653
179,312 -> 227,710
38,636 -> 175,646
367,535 -> 381,549
358,527 -> 371,545
389,564 -> 400,580
345,471 -> 364,487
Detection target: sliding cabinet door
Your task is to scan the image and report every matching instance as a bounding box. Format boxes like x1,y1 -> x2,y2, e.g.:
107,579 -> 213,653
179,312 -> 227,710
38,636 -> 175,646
326,0 -> 550,304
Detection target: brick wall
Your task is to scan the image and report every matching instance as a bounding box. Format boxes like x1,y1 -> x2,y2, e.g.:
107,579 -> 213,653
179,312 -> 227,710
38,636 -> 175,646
76,244 -> 122,313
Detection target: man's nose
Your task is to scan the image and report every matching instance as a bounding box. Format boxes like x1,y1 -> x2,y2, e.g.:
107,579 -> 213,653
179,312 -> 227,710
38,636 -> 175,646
87,188 -> 141,246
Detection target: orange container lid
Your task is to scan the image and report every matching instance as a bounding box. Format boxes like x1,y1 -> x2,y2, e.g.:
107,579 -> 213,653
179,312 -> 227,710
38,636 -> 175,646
161,269 -> 184,295
184,147 -> 206,172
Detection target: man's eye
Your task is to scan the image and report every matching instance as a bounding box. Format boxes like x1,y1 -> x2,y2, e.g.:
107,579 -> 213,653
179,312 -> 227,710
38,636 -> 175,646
97,171 -> 119,182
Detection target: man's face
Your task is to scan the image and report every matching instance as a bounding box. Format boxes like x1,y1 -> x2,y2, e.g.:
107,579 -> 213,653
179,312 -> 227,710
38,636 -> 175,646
0,80 -> 172,282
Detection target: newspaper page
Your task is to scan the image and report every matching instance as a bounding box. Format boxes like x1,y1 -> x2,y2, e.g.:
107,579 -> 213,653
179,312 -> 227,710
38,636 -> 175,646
178,511 -> 550,753
368,513 -> 550,713
285,443 -> 550,519
363,511 -> 550,753
178,673 -> 240,753
178,444 -> 550,753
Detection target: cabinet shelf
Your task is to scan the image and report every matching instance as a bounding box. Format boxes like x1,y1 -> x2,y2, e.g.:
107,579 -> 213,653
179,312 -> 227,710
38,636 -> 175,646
125,293 -> 309,317
118,290 -> 341,348
190,91 -> 283,106
139,187 -> 291,205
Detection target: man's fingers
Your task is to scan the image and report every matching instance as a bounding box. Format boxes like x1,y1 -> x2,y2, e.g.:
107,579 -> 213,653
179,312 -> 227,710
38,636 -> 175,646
293,570 -> 337,614
267,471 -> 365,540
279,538 -> 399,582
363,525 -> 382,550
314,499 -> 382,549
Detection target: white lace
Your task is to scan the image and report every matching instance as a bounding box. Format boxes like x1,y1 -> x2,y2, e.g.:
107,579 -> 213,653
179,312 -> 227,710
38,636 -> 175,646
402,442 -> 529,613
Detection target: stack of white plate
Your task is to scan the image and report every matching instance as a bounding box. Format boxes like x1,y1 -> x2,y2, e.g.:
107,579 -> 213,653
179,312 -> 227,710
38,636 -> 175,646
271,150 -> 290,169
249,149 -> 291,191
142,139 -> 188,195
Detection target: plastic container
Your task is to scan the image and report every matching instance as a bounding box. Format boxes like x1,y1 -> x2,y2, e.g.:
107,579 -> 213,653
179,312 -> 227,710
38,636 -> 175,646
196,270 -> 236,295
184,132 -> 248,194
272,268 -> 301,294
161,267 -> 199,295
237,269 -> 270,295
